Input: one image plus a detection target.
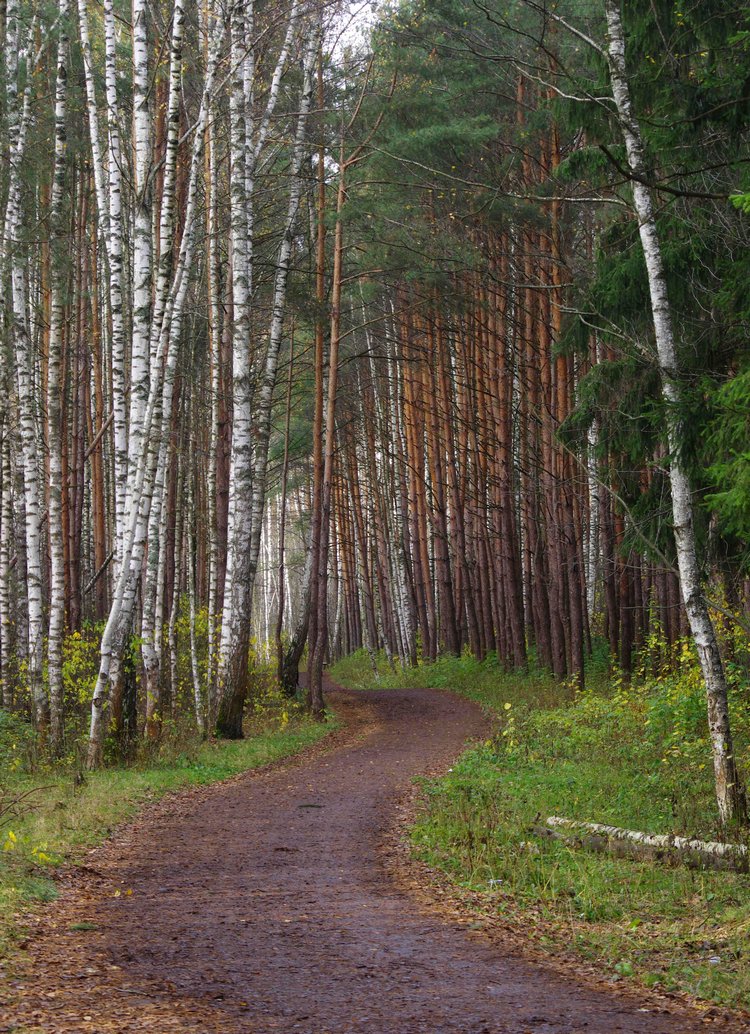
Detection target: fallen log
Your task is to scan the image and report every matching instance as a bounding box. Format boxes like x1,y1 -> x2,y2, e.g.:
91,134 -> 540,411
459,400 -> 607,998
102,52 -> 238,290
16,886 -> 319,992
529,816 -> 749,873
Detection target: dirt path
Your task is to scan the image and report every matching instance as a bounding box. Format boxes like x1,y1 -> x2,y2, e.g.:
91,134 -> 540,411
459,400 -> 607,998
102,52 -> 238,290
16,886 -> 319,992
1,688 -> 740,1033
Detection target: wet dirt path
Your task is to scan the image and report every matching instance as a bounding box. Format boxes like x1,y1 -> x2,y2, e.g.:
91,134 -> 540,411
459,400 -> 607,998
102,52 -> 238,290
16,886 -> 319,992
1,687 -> 740,1033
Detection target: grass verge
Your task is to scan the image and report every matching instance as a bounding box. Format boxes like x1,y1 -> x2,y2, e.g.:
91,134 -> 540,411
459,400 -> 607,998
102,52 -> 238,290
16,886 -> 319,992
0,707 -> 333,958
331,647 -> 750,1013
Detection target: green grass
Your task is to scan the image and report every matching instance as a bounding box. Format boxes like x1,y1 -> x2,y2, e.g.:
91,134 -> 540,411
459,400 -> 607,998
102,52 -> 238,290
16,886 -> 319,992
0,706 -> 333,957
331,647 -> 750,1011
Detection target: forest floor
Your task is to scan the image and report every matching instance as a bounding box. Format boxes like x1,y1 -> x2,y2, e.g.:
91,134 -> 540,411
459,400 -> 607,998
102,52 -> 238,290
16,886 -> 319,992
1,684 -> 743,1033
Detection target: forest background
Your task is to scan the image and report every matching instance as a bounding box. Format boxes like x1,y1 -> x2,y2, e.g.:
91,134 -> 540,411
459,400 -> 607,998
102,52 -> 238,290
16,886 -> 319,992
1,0 -> 750,1010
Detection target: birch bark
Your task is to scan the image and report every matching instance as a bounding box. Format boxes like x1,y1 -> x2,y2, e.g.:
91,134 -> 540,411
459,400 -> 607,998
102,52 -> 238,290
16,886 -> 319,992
87,19 -> 224,765
604,0 -> 746,826
216,15 -> 315,735
205,65 -> 222,720
139,0 -> 187,733
101,0 -> 129,563
215,0 -> 254,737
5,13 -> 48,734
130,0 -> 153,497
47,0 -> 70,752
0,427 -> 12,708
187,445 -> 204,733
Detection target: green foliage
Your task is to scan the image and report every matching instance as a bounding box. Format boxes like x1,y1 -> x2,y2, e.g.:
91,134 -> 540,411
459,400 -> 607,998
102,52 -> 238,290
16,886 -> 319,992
708,366 -> 750,557
2,624 -> 104,755
0,710 -> 37,775
563,0 -> 750,571
61,627 -> 101,708
362,0 -> 750,587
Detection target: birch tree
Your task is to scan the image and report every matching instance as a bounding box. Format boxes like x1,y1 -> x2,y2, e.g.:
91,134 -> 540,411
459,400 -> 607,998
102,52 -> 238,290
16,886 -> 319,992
46,0 -> 71,752
214,0 -> 254,736
0,422 -> 13,710
5,7 -> 48,735
215,7 -> 317,736
87,10 -> 225,766
603,0 -> 746,827
205,3 -> 224,719
140,0 -> 188,733
102,0 -> 129,561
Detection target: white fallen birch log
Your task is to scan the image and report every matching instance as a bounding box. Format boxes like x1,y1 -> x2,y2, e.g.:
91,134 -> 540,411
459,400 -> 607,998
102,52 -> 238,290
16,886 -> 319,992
540,816 -> 748,872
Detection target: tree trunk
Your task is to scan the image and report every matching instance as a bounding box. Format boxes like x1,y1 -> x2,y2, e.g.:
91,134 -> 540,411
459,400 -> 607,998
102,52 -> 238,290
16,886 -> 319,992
605,0 -> 746,827
46,0 -> 70,752
216,19 -> 315,734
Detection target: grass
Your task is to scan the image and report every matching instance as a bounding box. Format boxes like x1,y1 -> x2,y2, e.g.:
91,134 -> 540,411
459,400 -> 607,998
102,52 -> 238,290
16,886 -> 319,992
331,645 -> 750,1012
0,704 -> 334,958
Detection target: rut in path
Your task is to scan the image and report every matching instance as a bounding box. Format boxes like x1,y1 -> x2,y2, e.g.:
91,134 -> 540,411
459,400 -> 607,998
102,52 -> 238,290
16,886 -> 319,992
1,688 -> 738,1033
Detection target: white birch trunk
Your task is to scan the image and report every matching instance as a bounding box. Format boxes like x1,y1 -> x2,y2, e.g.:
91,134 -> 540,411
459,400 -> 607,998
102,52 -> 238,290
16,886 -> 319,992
141,396 -> 167,733
76,0 -> 115,582
187,445 -> 204,733
331,535 -> 344,661
11,240 -> 45,735
147,0 -> 186,362
605,0 -> 746,826
87,19 -> 224,765
0,427 -> 13,708
46,0 -> 70,752
216,26 -> 317,733
153,470 -> 171,697
138,0 -> 188,729
386,311 -> 416,666
262,508 -> 271,656
205,80 -> 222,721
130,0 -> 153,499
168,450 -> 184,717
9,430 -> 28,669
253,1 -> 301,163
586,413 -> 600,618
101,0 -> 129,564
76,0 -> 109,240
5,13 -> 48,734
245,29 -> 317,587
215,0 -> 254,737
242,4 -> 255,223
546,816 -> 748,870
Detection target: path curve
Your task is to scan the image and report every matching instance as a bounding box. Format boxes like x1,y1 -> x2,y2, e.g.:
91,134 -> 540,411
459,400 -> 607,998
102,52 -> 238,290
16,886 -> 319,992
1,688 -> 739,1033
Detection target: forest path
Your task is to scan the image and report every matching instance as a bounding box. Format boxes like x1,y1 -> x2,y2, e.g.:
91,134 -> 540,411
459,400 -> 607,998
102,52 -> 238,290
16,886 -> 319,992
1,687 -> 734,1033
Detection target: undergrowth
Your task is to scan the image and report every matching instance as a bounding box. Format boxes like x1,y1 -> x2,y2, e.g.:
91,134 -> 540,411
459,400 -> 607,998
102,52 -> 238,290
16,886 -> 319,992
331,631 -> 750,1012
